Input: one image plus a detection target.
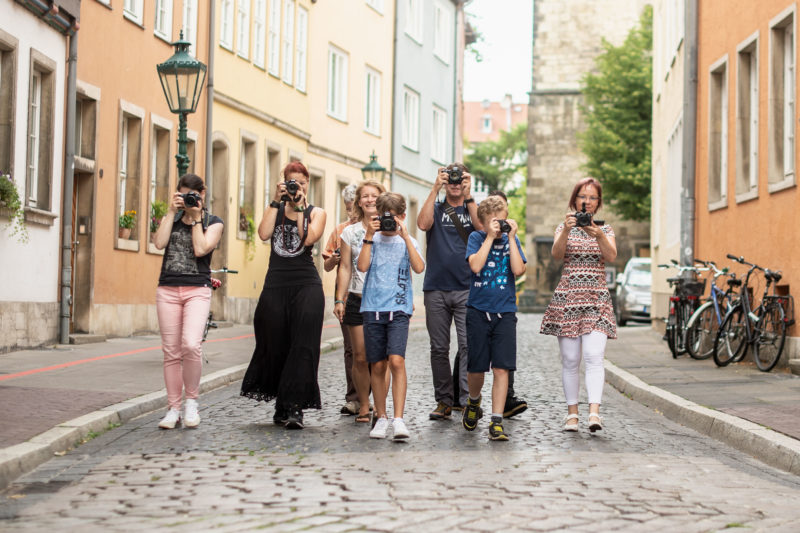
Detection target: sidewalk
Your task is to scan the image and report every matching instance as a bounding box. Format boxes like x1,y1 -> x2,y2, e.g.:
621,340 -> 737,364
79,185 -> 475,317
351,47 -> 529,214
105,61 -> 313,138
1,316 -> 799,488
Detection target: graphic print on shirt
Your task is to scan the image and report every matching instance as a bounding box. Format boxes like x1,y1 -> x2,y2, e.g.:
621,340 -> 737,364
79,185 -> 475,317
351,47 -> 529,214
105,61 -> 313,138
395,265 -> 410,306
164,228 -> 199,274
273,224 -> 304,258
476,241 -> 511,291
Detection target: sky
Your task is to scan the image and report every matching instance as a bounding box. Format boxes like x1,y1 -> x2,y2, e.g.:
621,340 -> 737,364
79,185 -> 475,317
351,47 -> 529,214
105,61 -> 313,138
463,0 -> 534,104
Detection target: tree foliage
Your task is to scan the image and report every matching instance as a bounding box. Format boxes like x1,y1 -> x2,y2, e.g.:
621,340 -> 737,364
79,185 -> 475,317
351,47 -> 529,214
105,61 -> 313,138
578,5 -> 652,222
465,122 -> 527,192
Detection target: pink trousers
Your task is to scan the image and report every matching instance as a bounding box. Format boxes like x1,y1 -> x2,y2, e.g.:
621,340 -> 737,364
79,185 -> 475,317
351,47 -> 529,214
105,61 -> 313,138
156,286 -> 211,409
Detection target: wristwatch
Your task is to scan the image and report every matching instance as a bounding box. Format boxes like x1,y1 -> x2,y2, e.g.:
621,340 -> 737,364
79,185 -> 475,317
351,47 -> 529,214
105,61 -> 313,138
269,200 -> 281,209
464,198 -> 475,204
190,220 -> 200,226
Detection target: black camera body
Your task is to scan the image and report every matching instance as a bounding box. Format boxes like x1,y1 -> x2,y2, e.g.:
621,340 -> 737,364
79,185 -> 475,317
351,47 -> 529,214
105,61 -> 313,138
497,219 -> 512,233
182,192 -> 201,208
281,179 -> 301,203
445,166 -> 463,185
574,203 -> 604,227
378,212 -> 397,232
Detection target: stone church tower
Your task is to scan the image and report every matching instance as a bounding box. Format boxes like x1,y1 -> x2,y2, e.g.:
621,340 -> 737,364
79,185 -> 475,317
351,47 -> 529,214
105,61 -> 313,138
520,0 -> 653,311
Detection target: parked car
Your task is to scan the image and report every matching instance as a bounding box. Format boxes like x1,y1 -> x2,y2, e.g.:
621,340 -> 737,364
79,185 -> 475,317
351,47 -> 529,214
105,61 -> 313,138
615,257 -> 652,326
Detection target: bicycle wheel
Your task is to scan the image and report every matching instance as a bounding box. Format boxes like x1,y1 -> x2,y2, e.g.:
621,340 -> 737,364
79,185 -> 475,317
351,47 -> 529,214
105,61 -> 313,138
666,311 -> 679,358
753,303 -> 786,372
713,307 -> 747,367
675,300 -> 696,355
686,302 -> 718,360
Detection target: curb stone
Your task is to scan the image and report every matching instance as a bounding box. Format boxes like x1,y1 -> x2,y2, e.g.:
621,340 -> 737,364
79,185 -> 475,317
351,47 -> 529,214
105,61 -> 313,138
0,336 -> 345,489
604,360 -> 800,476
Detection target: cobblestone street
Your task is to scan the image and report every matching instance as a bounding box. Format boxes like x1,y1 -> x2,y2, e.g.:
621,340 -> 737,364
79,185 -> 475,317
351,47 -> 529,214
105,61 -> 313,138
2,314 -> 800,531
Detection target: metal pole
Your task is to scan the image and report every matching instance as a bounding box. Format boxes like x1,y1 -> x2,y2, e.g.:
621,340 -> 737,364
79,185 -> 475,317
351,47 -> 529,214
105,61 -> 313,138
176,112 -> 189,177
680,0 -> 698,268
205,0 -> 216,203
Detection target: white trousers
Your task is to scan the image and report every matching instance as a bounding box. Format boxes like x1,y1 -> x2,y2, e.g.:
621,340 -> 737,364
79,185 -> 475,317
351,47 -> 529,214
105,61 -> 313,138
558,331 -> 608,406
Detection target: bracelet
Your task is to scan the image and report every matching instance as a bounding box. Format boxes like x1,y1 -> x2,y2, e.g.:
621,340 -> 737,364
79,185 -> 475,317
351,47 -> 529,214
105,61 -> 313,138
362,239 -> 374,245
334,299 -> 345,304
269,200 -> 281,209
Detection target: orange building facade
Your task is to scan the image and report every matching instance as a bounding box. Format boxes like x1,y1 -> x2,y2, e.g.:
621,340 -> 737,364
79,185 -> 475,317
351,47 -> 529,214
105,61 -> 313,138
695,0 -> 798,361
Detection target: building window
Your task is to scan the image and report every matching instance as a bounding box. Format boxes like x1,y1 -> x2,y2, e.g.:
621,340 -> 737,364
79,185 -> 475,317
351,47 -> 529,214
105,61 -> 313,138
433,1 -> 451,63
402,86 -> 420,151
405,0 -> 423,43
265,145 -> 280,209
124,0 -> 144,25
327,45 -> 348,121
74,97 -> 97,161
0,40 -> 16,176
708,58 -> 728,208
220,0 -> 234,50
26,58 -> 55,212
295,5 -> 308,91
253,0 -> 267,68
366,0 -> 384,14
768,10 -> 795,190
736,36 -> 758,200
432,106 -> 447,163
237,0 -> 251,59
268,0 -> 281,76
154,0 -> 173,41
182,0 -> 199,55
118,111 -> 142,240
282,0 -> 295,85
238,137 -> 257,238
149,124 -> 171,226
481,115 -> 492,133
364,67 -> 381,135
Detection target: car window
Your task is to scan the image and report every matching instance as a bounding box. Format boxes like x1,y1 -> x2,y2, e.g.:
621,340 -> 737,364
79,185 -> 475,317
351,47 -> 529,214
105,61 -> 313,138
627,266 -> 651,287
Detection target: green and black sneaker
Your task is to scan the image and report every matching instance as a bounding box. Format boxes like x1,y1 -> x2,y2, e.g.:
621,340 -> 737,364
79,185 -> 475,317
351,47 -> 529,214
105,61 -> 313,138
462,396 -> 483,431
489,420 -> 509,441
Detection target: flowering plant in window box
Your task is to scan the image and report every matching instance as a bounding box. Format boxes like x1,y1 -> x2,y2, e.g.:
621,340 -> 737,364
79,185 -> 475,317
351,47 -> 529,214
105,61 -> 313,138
118,209 -> 136,239
0,172 -> 29,243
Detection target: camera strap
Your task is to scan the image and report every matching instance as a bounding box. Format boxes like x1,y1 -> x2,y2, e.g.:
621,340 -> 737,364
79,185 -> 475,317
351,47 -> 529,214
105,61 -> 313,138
443,204 -> 470,245
279,203 -> 310,254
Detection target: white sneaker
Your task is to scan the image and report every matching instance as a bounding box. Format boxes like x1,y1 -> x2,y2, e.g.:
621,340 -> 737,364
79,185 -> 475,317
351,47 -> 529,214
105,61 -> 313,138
370,416 -> 390,439
392,418 -> 409,440
158,408 -> 181,429
184,399 -> 200,428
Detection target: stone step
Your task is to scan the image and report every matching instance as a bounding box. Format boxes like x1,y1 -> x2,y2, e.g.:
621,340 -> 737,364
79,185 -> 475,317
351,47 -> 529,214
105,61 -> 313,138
69,334 -> 106,345
789,359 -> 800,376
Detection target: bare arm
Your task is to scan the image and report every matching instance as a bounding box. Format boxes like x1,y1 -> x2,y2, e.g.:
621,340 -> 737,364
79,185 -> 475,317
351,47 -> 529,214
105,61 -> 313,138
507,220 -> 526,277
153,191 -> 182,250
302,207 -> 327,246
584,224 -> 617,262
397,218 -> 425,274
357,217 -> 379,273
333,240 -> 352,322
417,170 -> 447,231
551,214 -> 575,260
461,173 -> 483,231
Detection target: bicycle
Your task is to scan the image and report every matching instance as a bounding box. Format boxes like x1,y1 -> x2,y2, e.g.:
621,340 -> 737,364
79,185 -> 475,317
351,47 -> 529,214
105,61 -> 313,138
684,259 -> 741,360
712,254 -> 794,371
659,260 -> 708,358
203,267 -> 238,348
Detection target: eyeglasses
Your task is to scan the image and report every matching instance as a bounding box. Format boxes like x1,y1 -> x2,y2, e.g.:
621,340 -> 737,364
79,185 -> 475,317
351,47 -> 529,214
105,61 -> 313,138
576,195 -> 599,202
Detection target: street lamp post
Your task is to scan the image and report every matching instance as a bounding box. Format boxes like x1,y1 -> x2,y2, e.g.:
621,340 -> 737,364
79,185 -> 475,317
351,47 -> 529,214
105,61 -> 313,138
157,31 -> 207,176
361,151 -> 387,184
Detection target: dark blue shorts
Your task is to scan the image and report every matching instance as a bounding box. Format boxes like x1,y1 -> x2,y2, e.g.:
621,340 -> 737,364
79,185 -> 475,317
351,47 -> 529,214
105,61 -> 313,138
363,311 -> 410,363
466,307 -> 517,372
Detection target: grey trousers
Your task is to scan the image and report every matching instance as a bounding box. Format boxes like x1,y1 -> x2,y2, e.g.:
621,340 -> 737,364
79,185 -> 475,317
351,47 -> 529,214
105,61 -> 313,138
425,290 -> 469,407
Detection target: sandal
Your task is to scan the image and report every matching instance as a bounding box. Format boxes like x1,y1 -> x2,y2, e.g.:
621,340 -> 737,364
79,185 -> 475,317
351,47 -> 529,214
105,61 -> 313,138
588,413 -> 603,432
355,412 -> 371,423
562,413 -> 579,432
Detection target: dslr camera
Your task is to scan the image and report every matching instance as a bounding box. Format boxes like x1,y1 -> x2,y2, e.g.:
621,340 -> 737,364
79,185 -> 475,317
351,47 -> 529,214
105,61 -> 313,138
378,211 -> 397,232
574,203 -> 604,227
444,165 -> 463,185
497,219 -> 512,233
281,179 -> 301,203
182,191 -> 202,208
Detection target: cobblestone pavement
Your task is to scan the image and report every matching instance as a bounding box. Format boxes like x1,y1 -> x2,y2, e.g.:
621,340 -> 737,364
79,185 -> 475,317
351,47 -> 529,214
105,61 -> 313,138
2,314 -> 800,531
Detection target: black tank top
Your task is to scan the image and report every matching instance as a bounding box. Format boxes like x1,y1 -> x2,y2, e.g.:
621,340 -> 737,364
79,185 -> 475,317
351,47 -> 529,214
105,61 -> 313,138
264,204 -> 321,288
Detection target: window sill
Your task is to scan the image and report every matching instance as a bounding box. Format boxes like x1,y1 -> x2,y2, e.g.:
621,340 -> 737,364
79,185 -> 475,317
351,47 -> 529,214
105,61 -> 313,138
237,51 -> 250,62
123,12 -> 145,29
708,197 -> 728,212
434,52 -> 450,66
116,237 -> 139,252
402,143 -> 420,154
219,42 -> 234,53
23,206 -> 58,226
147,241 -> 164,255
404,31 -> 423,46
364,128 -> 381,138
155,31 -> 172,44
326,112 -> 348,124
735,188 -> 759,204
268,69 -> 280,79
768,175 -> 796,194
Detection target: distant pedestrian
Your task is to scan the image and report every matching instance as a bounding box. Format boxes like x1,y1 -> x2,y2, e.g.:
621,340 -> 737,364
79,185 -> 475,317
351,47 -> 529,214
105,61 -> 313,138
322,184 -> 360,416
461,196 -> 526,441
152,173 -> 224,430
240,161 -> 327,430
333,180 -> 386,424
540,177 -> 617,432
357,192 -> 425,440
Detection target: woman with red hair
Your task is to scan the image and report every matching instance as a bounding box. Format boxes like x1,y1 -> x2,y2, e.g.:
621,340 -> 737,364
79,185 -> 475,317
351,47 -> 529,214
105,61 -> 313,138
540,177 -> 617,433
240,161 -> 327,430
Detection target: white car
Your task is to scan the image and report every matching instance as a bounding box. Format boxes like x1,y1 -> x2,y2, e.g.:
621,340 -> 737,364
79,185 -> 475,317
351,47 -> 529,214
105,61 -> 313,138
615,257 -> 652,326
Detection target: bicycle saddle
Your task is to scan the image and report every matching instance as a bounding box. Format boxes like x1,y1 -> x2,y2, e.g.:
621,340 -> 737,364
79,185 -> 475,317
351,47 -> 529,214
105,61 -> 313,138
666,277 -> 682,284
727,278 -> 742,287
765,270 -> 782,282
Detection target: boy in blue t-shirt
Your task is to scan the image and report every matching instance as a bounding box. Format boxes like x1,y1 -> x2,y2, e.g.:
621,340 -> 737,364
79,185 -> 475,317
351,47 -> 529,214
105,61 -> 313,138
357,192 -> 425,441
462,195 -> 527,441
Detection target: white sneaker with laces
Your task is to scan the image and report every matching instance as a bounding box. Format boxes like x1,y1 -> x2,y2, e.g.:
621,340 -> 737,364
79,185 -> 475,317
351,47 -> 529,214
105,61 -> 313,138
158,408 -> 181,429
392,418 -> 409,440
184,399 -> 200,428
370,416 -> 390,439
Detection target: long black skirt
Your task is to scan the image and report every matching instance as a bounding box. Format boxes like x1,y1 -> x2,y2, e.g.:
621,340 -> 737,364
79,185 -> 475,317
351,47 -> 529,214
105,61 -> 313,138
240,282 -> 324,409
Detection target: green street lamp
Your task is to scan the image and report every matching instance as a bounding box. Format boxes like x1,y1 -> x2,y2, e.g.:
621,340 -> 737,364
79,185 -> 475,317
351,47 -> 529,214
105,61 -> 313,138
361,151 -> 387,183
157,31 -> 207,176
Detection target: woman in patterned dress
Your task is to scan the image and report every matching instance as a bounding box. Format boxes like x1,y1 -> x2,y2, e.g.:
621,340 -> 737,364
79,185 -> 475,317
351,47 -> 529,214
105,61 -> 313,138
540,178 -> 617,432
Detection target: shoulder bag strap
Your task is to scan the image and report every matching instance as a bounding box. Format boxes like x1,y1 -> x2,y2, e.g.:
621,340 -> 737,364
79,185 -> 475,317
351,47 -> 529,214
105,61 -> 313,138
443,204 -> 469,245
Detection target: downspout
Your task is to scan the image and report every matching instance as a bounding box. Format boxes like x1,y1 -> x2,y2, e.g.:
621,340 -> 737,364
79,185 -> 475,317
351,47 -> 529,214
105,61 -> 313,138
59,29 -> 78,344
389,0 -> 398,189
451,1 -> 461,163
204,0 -> 216,206
680,0 -> 698,267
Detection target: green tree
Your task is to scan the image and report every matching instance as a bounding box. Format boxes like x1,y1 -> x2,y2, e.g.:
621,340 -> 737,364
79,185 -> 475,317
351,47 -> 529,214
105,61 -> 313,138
465,122 -> 527,192
578,5 -> 652,222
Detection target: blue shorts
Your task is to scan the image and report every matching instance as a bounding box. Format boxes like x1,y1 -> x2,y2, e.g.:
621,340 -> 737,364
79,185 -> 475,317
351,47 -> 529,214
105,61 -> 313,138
362,311 -> 410,363
466,307 -> 517,372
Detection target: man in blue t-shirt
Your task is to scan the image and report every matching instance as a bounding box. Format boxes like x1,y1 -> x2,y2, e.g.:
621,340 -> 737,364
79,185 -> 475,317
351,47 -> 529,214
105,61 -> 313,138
418,163 -> 482,419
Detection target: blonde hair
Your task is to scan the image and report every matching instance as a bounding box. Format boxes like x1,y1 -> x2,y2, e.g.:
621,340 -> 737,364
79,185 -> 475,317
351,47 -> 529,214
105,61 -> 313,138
477,196 -> 507,223
352,181 -> 386,221
376,192 -> 406,216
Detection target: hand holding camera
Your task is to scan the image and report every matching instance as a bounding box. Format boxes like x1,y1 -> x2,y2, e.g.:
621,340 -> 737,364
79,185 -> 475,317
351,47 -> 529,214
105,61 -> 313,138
573,202 -> 604,228
182,191 -> 202,209
281,179 -> 302,203
378,211 -> 397,232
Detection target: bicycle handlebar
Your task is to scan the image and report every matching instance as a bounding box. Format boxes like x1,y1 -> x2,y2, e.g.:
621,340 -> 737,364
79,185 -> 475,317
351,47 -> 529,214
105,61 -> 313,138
210,267 -> 238,274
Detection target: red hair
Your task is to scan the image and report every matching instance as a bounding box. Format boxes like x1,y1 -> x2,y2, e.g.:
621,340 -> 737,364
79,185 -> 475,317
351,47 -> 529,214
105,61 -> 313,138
568,177 -> 603,211
282,161 -> 309,180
